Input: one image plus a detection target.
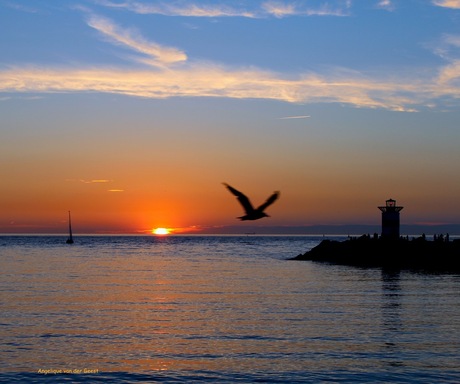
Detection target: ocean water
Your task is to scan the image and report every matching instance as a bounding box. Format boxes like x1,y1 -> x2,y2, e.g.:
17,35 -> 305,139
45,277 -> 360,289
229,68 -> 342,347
1,235 -> 459,383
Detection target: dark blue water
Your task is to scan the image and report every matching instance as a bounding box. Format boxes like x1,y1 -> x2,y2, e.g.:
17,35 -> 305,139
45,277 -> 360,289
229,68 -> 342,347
1,235 -> 459,383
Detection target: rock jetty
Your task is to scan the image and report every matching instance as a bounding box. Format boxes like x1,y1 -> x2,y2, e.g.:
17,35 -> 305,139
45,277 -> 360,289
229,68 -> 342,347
291,235 -> 460,272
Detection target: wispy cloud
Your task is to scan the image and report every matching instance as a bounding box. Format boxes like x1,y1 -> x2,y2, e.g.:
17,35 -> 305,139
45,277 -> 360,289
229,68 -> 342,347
2,63 -> 458,111
427,34 -> 460,62
69,179 -> 124,191
0,95 -> 43,101
95,0 -> 350,18
278,115 -> 311,119
436,59 -> 460,85
79,179 -> 112,183
70,179 -> 124,191
95,0 -> 256,17
261,2 -> 297,18
376,0 -> 395,11
262,1 -> 350,17
442,34 -> 460,49
2,1 -> 39,13
87,14 -> 187,67
433,0 -> 460,9
2,14 -> 459,112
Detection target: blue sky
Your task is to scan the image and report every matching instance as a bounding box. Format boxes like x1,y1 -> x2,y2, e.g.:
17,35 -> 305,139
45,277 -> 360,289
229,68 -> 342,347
1,0 -> 460,234
2,0 -> 460,109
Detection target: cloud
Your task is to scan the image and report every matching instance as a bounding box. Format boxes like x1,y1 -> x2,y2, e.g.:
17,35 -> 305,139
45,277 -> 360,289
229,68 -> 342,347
95,0 -> 350,18
436,59 -> 460,85
262,1 -> 350,17
95,0 -> 256,17
262,2 -> 297,17
433,0 -> 460,8
87,15 -> 187,67
79,179 -> 112,183
278,115 -> 311,119
1,13 -> 459,112
0,95 -> 42,102
442,34 -> 460,48
428,34 -> 460,62
2,62 -> 458,111
376,0 -> 395,11
68,179 -> 124,191
2,1 -> 39,13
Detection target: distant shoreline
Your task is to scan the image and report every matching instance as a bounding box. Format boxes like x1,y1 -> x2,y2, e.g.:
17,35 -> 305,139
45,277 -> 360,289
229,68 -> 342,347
1,232 -> 460,239
1,224 -> 460,236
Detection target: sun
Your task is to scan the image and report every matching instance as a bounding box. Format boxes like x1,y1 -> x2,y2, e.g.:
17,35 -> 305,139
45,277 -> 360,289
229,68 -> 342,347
152,227 -> 170,235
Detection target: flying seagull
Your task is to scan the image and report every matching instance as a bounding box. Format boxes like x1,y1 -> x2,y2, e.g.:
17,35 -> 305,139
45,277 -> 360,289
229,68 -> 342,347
223,183 -> 280,221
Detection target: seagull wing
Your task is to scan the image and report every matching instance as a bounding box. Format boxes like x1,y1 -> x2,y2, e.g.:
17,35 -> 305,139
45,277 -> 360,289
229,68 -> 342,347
256,191 -> 280,212
223,183 -> 254,214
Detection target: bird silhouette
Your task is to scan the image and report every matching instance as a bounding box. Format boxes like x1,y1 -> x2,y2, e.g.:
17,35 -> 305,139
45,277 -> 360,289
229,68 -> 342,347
223,183 -> 280,221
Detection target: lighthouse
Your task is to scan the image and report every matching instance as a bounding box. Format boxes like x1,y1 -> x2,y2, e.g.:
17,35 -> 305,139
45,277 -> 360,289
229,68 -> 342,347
378,198 -> 403,239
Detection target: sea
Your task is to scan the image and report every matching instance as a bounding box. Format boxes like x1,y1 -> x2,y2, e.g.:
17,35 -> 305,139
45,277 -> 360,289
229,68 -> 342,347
1,235 -> 459,383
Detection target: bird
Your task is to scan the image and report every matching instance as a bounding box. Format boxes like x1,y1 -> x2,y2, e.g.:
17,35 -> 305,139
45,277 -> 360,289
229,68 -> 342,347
223,183 -> 280,221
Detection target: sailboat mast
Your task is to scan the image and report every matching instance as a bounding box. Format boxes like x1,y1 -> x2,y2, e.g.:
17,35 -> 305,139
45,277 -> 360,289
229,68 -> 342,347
68,211 -> 73,239
66,211 -> 74,244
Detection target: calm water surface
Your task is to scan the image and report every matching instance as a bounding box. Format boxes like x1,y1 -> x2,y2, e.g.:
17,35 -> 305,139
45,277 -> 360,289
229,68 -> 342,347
1,235 -> 459,383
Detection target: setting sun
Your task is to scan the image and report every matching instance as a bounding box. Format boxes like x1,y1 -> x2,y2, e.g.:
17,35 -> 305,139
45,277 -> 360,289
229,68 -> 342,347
152,227 -> 170,235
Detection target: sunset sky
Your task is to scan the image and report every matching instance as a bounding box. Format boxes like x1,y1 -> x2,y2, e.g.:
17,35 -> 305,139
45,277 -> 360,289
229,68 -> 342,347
1,0 -> 460,234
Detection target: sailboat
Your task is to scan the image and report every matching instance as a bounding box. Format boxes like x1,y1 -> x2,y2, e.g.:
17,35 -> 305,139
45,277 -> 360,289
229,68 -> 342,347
66,211 -> 74,244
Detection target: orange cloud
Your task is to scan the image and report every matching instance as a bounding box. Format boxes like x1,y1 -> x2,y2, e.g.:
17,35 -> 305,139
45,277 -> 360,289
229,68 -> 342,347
80,179 -> 111,184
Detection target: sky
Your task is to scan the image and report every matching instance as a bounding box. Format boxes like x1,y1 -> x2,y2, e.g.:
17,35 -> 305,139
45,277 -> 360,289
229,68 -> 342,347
1,0 -> 460,235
